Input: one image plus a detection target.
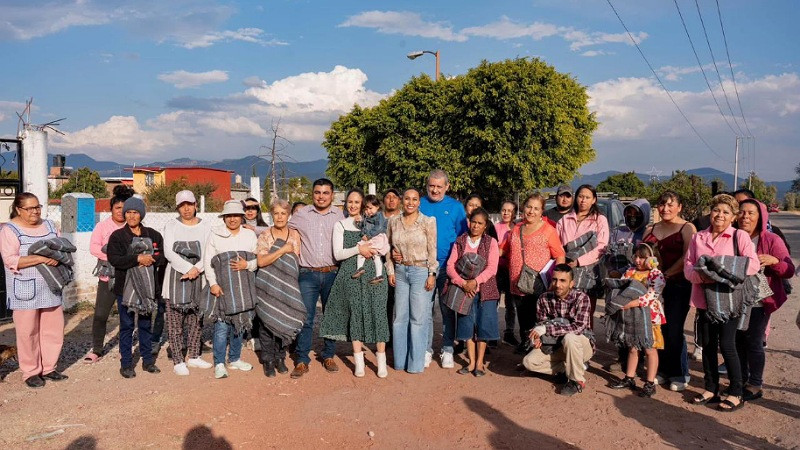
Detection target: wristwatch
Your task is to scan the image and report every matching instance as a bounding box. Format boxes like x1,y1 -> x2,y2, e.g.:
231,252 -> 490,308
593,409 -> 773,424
428,271 -> 437,277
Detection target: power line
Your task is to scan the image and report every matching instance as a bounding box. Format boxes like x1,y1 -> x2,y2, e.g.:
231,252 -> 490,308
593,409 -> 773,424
605,0 -> 731,162
715,0 -> 753,137
673,0 -> 739,135
694,0 -> 746,136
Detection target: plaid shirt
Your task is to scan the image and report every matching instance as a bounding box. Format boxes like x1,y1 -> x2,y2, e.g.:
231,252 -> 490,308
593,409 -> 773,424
537,289 -> 594,349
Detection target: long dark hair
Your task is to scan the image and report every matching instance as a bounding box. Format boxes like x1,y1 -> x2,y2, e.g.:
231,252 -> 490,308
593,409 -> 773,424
110,184 -> 134,209
10,192 -> 38,219
469,207 -> 498,241
244,197 -> 268,226
573,184 -> 600,217
345,188 -> 365,217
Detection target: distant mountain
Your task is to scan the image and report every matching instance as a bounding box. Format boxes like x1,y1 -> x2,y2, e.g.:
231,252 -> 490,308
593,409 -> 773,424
51,153 -> 793,199
51,153 -> 328,184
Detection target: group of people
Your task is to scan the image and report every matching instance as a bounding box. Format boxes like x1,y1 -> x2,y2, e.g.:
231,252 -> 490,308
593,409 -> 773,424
1,171 -> 794,411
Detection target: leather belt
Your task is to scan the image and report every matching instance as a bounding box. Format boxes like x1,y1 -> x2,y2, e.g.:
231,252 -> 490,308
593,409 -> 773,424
302,265 -> 338,273
400,260 -> 428,267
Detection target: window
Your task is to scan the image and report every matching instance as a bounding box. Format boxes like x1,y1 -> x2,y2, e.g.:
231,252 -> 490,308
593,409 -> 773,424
145,172 -> 155,186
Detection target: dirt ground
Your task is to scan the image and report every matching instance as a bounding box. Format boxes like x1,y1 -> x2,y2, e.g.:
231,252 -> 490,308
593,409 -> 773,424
1,213 -> 799,449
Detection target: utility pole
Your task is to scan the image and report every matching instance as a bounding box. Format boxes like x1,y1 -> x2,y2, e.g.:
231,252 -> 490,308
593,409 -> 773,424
733,136 -> 740,191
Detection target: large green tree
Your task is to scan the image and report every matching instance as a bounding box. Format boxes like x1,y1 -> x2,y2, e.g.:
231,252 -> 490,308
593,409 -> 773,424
324,58 -> 598,205
791,162 -> 800,193
648,171 -> 710,221
52,167 -> 107,199
597,172 -> 647,197
744,174 -> 777,204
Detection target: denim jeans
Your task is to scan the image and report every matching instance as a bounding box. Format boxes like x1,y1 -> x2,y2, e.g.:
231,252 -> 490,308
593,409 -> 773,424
295,269 -> 337,365
116,295 -> 153,368
427,270 -> 449,354
213,321 -> 243,365
393,265 -> 431,373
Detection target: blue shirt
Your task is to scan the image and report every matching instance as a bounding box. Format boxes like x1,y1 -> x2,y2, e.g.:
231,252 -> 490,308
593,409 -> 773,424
420,195 -> 467,268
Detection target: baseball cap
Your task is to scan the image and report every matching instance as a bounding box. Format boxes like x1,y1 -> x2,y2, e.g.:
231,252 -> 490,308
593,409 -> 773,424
556,185 -> 573,197
175,190 -> 196,207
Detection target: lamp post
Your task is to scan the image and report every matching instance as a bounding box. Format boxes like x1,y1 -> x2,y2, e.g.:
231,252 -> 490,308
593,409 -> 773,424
407,50 -> 440,81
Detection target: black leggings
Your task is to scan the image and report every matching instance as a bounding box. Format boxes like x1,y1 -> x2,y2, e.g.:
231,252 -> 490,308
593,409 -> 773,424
736,307 -> 770,388
91,280 -> 116,355
658,280 -> 691,379
254,319 -> 286,362
697,311 -> 743,397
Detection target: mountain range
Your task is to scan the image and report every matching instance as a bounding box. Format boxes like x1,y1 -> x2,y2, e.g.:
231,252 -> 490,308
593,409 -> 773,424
52,153 -> 793,199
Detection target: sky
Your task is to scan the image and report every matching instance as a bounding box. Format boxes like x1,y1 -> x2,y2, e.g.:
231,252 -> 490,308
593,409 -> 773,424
0,0 -> 798,182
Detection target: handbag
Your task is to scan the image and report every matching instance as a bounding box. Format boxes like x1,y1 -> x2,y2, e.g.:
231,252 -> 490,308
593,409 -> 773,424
516,226 -> 543,295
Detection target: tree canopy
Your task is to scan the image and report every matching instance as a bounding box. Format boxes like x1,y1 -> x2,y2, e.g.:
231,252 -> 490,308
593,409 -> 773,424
791,162 -> 800,193
597,172 -> 647,197
647,171 -> 710,221
324,58 -> 598,205
145,177 -> 220,212
52,167 -> 107,199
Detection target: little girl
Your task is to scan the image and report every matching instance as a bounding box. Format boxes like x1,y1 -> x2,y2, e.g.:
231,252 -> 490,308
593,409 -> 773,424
352,195 -> 389,285
610,243 -> 666,397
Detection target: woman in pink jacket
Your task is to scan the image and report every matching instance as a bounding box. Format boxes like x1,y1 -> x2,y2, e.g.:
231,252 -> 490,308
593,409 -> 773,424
85,185 -> 134,363
735,199 -> 794,402
685,194 -> 759,411
556,185 -> 609,329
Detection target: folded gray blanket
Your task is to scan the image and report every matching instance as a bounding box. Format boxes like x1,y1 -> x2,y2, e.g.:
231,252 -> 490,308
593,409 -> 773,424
604,278 -> 653,350
93,244 -> 116,289
28,237 -> 76,294
695,255 -> 757,323
121,237 -> 157,314
564,232 -> 599,291
165,241 -> 203,310
254,239 -> 306,343
199,251 -> 257,334
443,252 -> 487,315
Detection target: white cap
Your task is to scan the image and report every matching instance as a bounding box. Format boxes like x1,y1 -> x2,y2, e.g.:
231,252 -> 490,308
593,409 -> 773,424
175,190 -> 196,207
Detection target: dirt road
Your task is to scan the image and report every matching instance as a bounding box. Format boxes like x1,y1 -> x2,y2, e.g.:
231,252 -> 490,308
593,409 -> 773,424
1,214 -> 798,449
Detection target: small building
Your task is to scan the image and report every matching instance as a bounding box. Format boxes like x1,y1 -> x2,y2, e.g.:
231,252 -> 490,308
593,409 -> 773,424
230,175 -> 251,202
101,177 -> 134,197
127,166 -> 234,204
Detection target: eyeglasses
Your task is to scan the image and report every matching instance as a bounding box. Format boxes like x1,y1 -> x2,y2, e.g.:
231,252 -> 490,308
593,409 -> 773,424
18,205 -> 43,212
244,205 -> 260,211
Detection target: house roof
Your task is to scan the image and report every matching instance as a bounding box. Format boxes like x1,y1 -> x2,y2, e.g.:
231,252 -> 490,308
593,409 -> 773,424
125,166 -> 233,174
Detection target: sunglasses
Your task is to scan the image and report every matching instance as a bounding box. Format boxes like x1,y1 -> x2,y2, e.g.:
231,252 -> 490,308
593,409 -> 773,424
244,205 -> 260,211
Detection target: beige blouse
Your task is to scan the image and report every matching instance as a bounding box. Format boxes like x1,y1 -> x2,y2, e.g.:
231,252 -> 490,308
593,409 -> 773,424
256,226 -> 301,256
385,212 -> 438,276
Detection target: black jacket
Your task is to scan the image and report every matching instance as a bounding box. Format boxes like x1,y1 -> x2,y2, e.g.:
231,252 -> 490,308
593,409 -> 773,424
107,225 -> 167,297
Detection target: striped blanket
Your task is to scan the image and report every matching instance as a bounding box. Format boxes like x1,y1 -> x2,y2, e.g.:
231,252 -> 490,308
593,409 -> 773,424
28,237 -> 77,294
695,255 -> 757,323
165,241 -> 203,310
199,251 -> 257,334
121,237 -> 158,314
254,239 -> 306,342
604,278 -> 653,350
563,232 -> 599,291
442,252 -> 487,315
92,244 -> 115,288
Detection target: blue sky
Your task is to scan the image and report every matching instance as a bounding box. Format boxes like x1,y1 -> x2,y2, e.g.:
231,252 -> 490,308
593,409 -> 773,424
1,0 -> 798,181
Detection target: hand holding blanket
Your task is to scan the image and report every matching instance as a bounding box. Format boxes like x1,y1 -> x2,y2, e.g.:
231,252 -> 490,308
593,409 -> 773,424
121,237 -> 158,314
604,278 -> 653,350
28,237 -> 77,294
254,239 -> 306,342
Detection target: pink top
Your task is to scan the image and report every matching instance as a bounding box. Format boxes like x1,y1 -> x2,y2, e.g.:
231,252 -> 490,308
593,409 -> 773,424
503,222 -> 565,297
445,235 -> 500,291
90,217 -> 126,281
556,211 -> 609,267
683,226 -> 760,310
1,221 -> 59,273
495,222 -> 513,268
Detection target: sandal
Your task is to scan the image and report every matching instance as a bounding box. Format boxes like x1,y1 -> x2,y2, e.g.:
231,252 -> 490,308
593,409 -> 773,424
718,395 -> 744,412
82,352 -> 101,364
692,391 -> 720,405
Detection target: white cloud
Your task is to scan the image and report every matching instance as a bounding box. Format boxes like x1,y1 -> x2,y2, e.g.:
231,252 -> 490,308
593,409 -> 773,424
0,1 -> 113,40
581,50 -> 607,57
340,11 -> 467,42
564,30 -> 646,51
180,27 -> 288,49
158,70 -> 229,89
657,62 -> 738,82
51,116 -> 175,159
461,16 -> 560,40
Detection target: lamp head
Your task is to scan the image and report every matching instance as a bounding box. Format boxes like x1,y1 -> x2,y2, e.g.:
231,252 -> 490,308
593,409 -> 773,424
407,51 -> 424,60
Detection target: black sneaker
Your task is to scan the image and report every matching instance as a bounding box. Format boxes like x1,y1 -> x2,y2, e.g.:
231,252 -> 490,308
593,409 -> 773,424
120,367 -> 136,378
143,363 -> 161,374
263,361 -> 276,378
43,371 -> 68,381
503,332 -> 520,347
25,375 -> 45,388
560,380 -> 584,397
611,376 -> 636,390
275,358 -> 289,374
639,381 -> 657,398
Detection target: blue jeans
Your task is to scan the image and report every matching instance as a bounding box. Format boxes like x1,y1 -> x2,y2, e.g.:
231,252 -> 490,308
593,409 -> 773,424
151,300 -> 165,346
116,295 -> 153,368
295,269 -> 337,365
427,270 -> 449,354
393,265 -> 431,373
213,321 -> 243,365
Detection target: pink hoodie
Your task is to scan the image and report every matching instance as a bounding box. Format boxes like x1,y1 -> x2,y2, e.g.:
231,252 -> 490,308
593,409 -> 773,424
89,216 -> 125,281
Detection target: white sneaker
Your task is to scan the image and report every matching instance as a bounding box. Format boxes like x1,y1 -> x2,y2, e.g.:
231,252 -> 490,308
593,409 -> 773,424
441,352 -> 454,369
424,351 -> 433,368
655,374 -> 667,385
173,362 -> 190,376
376,352 -> 388,378
354,352 -> 365,378
187,357 -> 212,369
670,380 -> 688,391
214,363 -> 228,379
228,359 -> 253,371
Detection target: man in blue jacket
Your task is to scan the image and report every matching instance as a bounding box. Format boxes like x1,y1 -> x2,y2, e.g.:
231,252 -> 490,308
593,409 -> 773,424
419,169 -> 467,369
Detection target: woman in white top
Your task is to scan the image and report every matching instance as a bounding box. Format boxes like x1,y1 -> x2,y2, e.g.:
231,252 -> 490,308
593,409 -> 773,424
204,200 -> 259,379
161,190 -> 213,375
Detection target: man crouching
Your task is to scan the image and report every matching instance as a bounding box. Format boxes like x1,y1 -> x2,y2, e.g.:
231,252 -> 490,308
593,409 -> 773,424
523,264 -> 594,396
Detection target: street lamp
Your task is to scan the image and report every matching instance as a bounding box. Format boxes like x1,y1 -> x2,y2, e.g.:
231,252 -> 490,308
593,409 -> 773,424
407,50 -> 440,81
